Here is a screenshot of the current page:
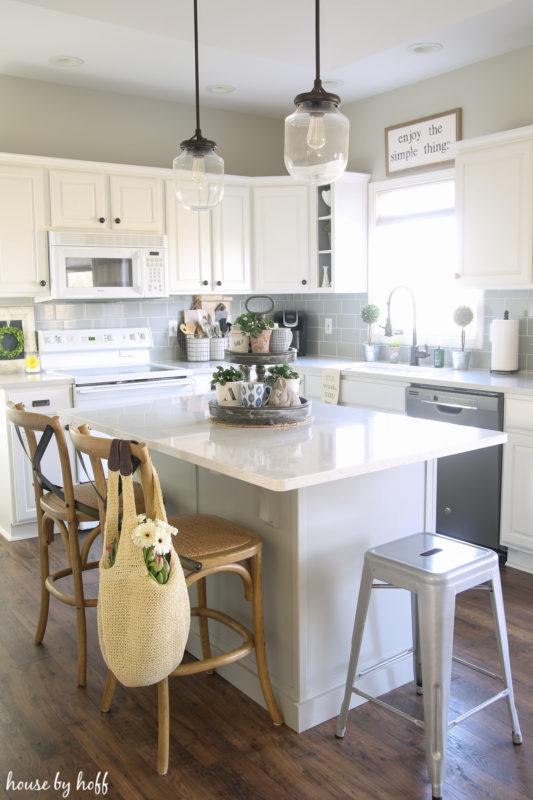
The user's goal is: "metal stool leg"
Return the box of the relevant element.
[335,562,374,738]
[411,593,423,694]
[417,584,456,800]
[488,569,522,745]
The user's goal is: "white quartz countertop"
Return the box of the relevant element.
[59,394,506,492]
[295,357,533,396]
[0,369,73,390]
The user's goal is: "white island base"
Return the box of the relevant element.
[152,451,431,733]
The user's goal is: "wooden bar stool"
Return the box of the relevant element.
[335,532,522,799]
[69,423,283,774]
[6,401,145,688]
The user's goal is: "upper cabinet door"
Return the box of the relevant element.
[165,179,211,293]
[109,174,164,232]
[0,166,49,297]
[212,182,251,293]
[253,183,310,293]
[455,137,533,286]
[50,169,164,232]
[50,169,108,230]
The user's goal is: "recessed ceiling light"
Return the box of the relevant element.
[206,85,235,94]
[49,55,84,68]
[323,79,344,89]
[407,42,443,55]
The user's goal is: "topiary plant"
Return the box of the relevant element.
[453,305,474,351]
[361,304,380,345]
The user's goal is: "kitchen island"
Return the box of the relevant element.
[61,394,506,732]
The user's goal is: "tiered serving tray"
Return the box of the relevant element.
[208,346,312,427]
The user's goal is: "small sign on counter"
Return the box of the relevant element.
[321,368,341,404]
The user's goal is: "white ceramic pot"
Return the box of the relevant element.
[269,327,293,353]
[215,381,242,406]
[229,330,249,353]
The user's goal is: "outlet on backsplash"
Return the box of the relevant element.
[325,318,333,335]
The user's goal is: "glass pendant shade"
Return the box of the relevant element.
[284,99,349,185]
[173,142,224,211]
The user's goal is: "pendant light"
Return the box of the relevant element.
[173,0,224,210]
[284,0,349,185]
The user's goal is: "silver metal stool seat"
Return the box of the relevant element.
[335,532,522,799]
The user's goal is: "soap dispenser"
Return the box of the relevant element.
[434,346,444,368]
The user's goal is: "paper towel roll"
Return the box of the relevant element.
[491,319,519,373]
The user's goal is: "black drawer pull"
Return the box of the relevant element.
[32,399,50,407]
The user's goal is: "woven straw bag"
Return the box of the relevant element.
[97,440,190,687]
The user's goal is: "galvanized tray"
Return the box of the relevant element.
[208,396,312,427]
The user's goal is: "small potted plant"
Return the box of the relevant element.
[452,305,474,370]
[234,312,274,353]
[387,338,402,364]
[265,364,300,395]
[361,304,381,362]
[211,365,243,406]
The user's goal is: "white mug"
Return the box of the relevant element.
[229,330,249,353]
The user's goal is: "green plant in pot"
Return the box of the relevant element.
[452,305,474,370]
[361,304,381,362]
[265,364,300,394]
[234,312,274,353]
[211,366,244,407]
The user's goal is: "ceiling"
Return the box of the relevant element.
[2,0,533,118]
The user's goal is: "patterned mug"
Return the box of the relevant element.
[269,327,293,353]
[241,382,271,408]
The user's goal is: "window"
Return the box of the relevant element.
[368,169,482,349]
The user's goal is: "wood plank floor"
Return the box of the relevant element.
[1,532,532,800]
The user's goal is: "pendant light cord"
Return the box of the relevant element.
[315,0,320,84]
[193,0,201,138]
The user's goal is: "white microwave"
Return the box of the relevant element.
[48,231,169,300]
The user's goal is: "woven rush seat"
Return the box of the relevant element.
[41,480,144,519]
[170,514,260,561]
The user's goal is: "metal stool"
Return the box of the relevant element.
[335,532,522,799]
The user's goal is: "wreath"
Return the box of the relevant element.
[0,325,24,359]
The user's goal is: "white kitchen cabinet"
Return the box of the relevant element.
[166,178,251,294]
[50,169,164,233]
[500,395,533,571]
[312,172,370,292]
[0,166,49,297]
[253,180,311,293]
[0,383,73,540]
[455,126,533,287]
[299,369,406,413]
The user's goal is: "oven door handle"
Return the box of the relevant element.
[76,379,194,394]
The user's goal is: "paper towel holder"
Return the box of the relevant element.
[490,310,520,374]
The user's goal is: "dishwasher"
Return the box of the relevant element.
[406,384,504,554]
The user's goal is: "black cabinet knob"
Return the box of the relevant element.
[39,280,46,287]
[301,279,307,285]
[216,280,222,286]
[114,217,121,224]
[203,280,209,286]
[99,217,105,223]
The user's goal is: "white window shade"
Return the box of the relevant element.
[368,170,483,350]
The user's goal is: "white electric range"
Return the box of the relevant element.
[37,327,194,408]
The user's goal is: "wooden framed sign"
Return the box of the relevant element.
[385,108,462,175]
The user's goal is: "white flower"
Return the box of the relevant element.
[152,526,172,555]
[131,520,158,549]
[137,513,147,524]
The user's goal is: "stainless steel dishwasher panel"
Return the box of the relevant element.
[406,385,504,551]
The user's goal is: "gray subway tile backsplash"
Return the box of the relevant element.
[33,288,533,371]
